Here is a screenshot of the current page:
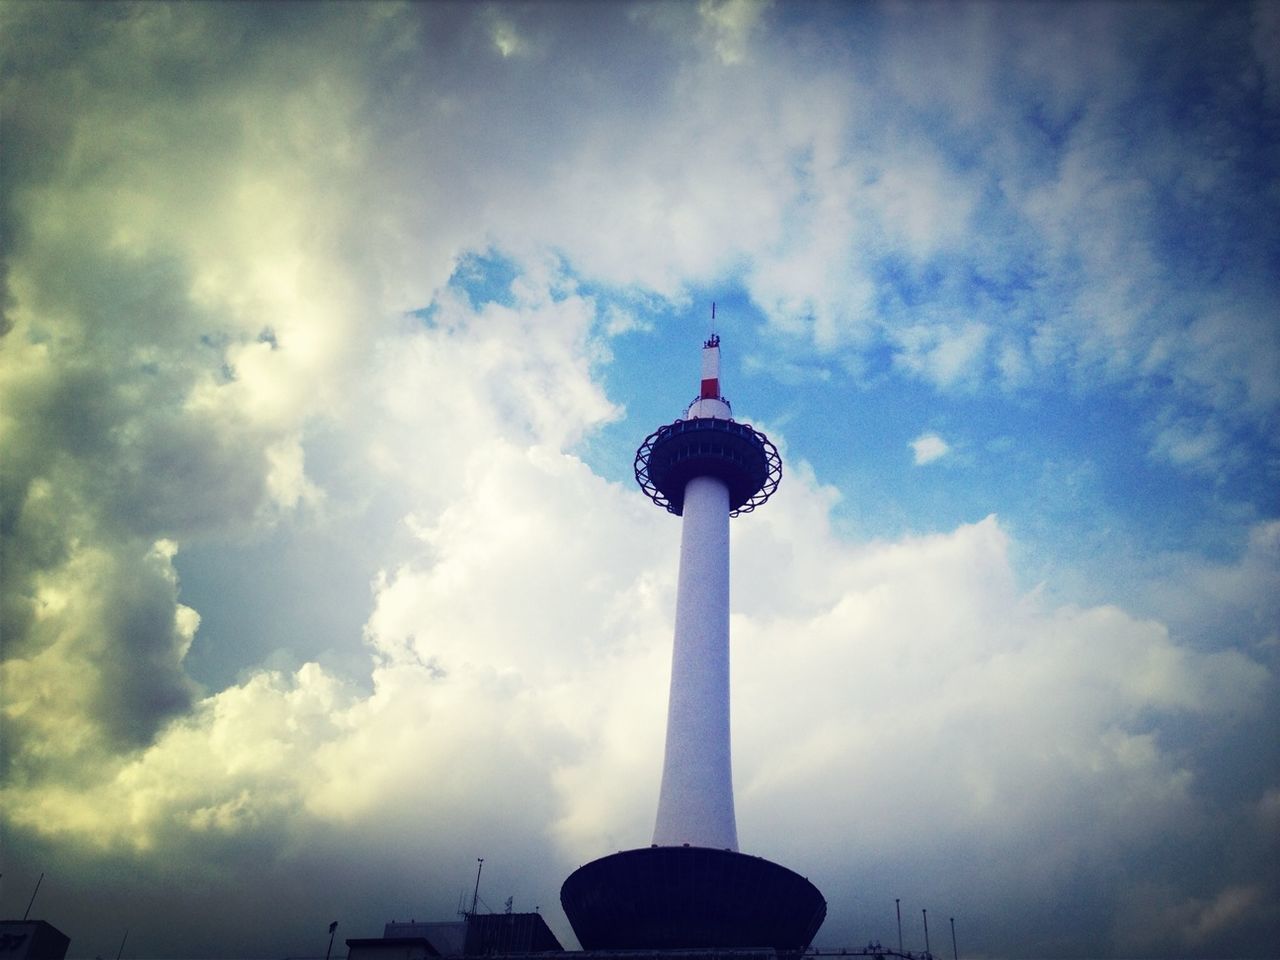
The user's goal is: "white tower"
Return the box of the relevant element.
[634,333,781,848]
[562,330,822,953]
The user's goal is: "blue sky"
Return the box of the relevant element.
[1,2,1277,958]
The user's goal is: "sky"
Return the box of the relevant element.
[1,1,1278,957]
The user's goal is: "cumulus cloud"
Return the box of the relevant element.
[1,535,200,783]
[1114,883,1274,956]
[698,0,770,66]
[0,2,416,795]
[910,432,951,465]
[1,3,1276,958]
[4,463,1270,954]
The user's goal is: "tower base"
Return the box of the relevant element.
[560,846,826,951]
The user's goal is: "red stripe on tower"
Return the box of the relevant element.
[700,336,721,401]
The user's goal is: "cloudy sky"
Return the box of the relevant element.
[2,2,1278,957]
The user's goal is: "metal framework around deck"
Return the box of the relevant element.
[634,418,781,517]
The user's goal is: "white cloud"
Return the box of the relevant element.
[4,472,1268,952]
[895,322,992,388]
[1114,883,1272,954]
[698,0,770,66]
[911,432,951,465]
[485,9,531,59]
[1151,414,1229,475]
[867,154,979,259]
[1133,519,1280,653]
[2,5,1276,957]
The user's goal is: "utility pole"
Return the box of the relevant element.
[471,859,484,917]
[23,873,43,921]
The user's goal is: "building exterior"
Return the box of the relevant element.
[0,921,70,960]
[348,914,561,960]
[346,936,440,960]
[560,334,825,951]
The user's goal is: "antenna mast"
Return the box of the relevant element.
[23,872,43,921]
[470,858,484,917]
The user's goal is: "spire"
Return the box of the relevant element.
[700,334,721,399]
[689,332,730,420]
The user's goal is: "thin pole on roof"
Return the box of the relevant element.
[23,872,44,921]
[471,858,485,917]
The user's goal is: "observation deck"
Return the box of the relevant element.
[635,417,781,517]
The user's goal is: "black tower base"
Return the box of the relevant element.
[560,846,826,951]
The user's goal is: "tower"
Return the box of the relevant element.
[561,331,825,951]
[642,332,777,851]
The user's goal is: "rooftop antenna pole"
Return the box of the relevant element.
[22,872,43,921]
[471,858,484,918]
[923,908,931,958]
[895,899,903,954]
[116,929,129,960]
[325,921,338,960]
[950,917,958,960]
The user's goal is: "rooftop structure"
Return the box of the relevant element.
[0,920,71,960]
[348,914,562,960]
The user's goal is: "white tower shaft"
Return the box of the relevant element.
[653,474,737,849]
